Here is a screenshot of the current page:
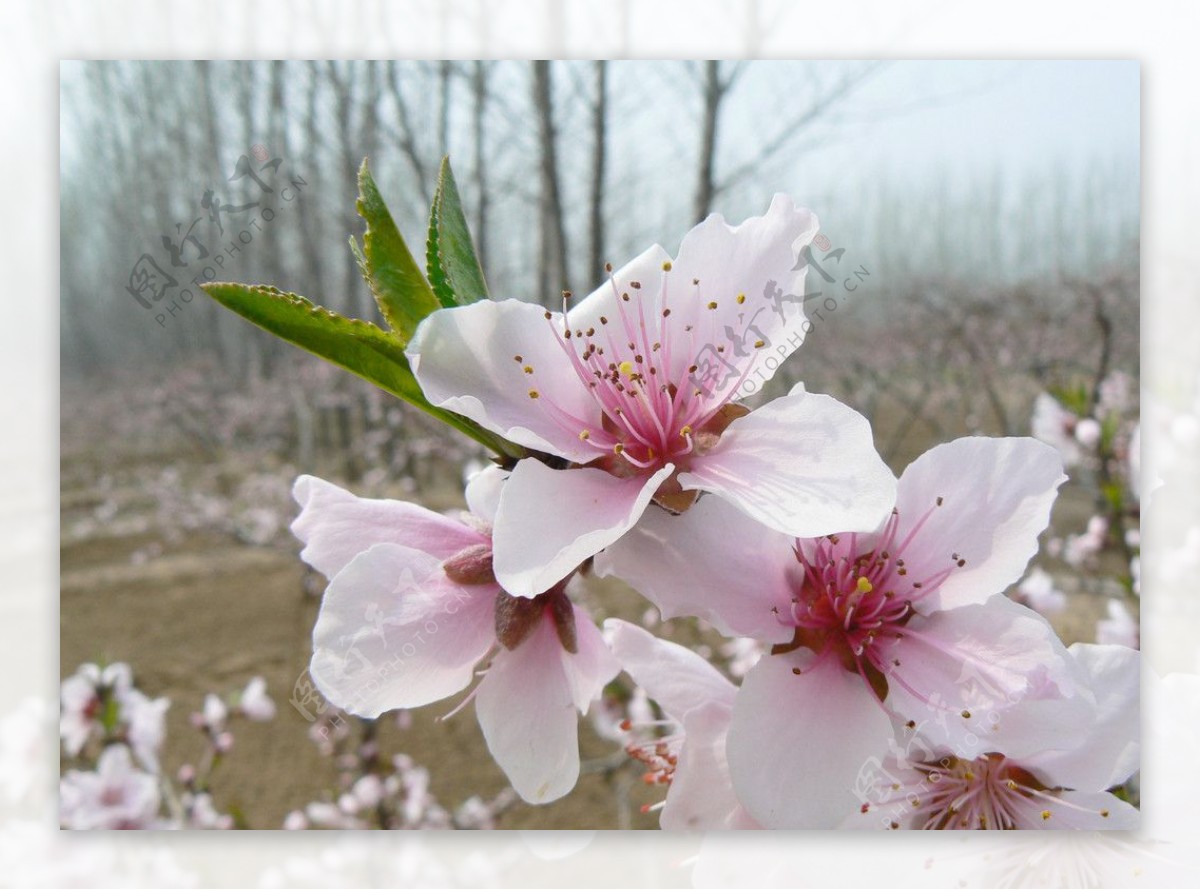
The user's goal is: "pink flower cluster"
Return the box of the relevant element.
[293,198,1140,829]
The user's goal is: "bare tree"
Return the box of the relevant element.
[472,60,491,273]
[693,61,883,221]
[693,60,732,222]
[384,61,432,205]
[588,60,609,283]
[532,60,571,304]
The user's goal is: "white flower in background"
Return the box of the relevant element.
[1097,598,1139,649]
[408,196,896,597]
[1031,392,1081,467]
[120,688,169,772]
[200,692,228,731]
[59,662,130,756]
[59,662,167,771]
[237,676,276,721]
[587,684,654,744]
[60,745,166,830]
[1073,416,1102,449]
[719,637,764,679]
[1014,566,1067,616]
[1097,370,1135,416]
[1063,514,1108,568]
[182,791,233,829]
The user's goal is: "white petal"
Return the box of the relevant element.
[492,459,674,597]
[1026,642,1140,791]
[727,651,894,828]
[597,498,795,642]
[560,604,621,713]
[604,619,736,720]
[892,437,1066,611]
[474,613,582,804]
[678,387,896,537]
[661,701,740,831]
[407,299,604,461]
[464,465,509,524]
[291,475,485,579]
[884,596,1091,761]
[310,544,496,716]
[668,194,819,399]
[1009,789,1140,830]
[566,243,673,334]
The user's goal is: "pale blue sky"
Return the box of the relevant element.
[761,60,1140,198]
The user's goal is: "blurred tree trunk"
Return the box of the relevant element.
[533,60,570,304]
[588,60,608,284]
[693,60,726,223]
[296,62,325,300]
[472,60,490,273]
[324,62,367,320]
[438,60,452,158]
[385,62,432,206]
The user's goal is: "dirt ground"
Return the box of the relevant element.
[59,386,1123,831]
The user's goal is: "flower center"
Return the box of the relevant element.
[861,753,1100,830]
[519,266,762,484]
[774,502,959,698]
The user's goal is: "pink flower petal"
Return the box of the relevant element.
[292,475,485,579]
[884,596,1090,760]
[596,498,796,642]
[1025,642,1140,791]
[492,459,674,597]
[560,603,621,712]
[563,243,674,335]
[1009,789,1140,830]
[463,465,508,524]
[475,606,616,804]
[727,651,894,828]
[407,299,605,461]
[661,701,741,831]
[891,437,1066,612]
[668,194,819,398]
[310,544,496,716]
[678,386,895,537]
[604,619,736,719]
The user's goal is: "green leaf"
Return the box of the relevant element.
[200,282,523,459]
[352,159,441,342]
[1049,382,1090,418]
[427,156,491,308]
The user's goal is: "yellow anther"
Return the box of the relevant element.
[579,430,591,441]
[1041,810,1051,821]
[679,425,692,437]
[662,260,672,271]
[528,389,540,399]
[754,339,765,348]
[618,360,634,377]
[736,292,746,304]
[706,301,718,310]
[856,577,873,594]
[523,365,533,374]
[613,443,625,454]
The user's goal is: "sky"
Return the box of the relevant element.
[747,59,1140,199]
